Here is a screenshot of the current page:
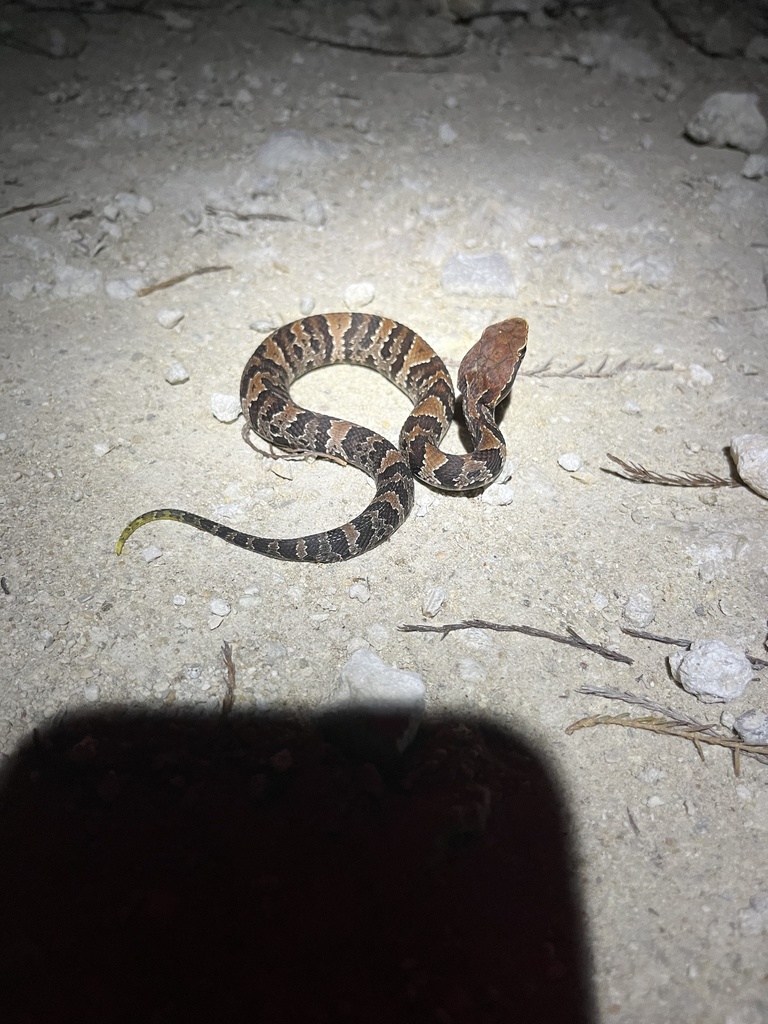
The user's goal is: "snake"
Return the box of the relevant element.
[116,312,528,563]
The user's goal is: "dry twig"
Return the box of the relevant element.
[136,264,232,297]
[603,452,739,488]
[205,204,294,223]
[621,626,768,670]
[523,357,672,379]
[222,641,236,716]
[399,618,632,665]
[0,195,69,219]
[572,686,768,772]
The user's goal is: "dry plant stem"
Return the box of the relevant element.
[0,195,69,219]
[565,713,768,772]
[523,358,672,378]
[205,205,294,222]
[604,452,739,488]
[621,626,768,670]
[578,685,719,729]
[222,641,236,716]
[399,618,633,665]
[136,264,232,297]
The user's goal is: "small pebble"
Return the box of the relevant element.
[684,92,767,152]
[741,153,768,179]
[348,579,371,603]
[106,278,141,300]
[622,590,655,628]
[344,281,376,308]
[738,896,768,937]
[209,598,230,617]
[250,317,281,334]
[558,452,581,472]
[734,709,768,744]
[157,308,184,329]
[622,401,641,415]
[211,392,241,423]
[142,545,163,563]
[668,639,753,703]
[481,482,514,506]
[421,586,447,618]
[688,364,714,387]
[165,361,189,385]
[438,122,457,145]
[730,433,768,499]
[93,441,111,457]
[303,198,327,227]
[299,295,315,315]
[84,682,100,703]
[172,594,187,606]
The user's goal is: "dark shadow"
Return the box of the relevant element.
[0,708,593,1023]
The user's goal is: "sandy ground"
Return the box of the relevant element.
[1,1,767,1021]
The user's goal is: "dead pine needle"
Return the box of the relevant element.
[522,357,672,379]
[0,195,69,220]
[603,452,740,489]
[565,712,768,773]
[222,641,236,716]
[620,626,768,671]
[136,264,232,298]
[399,617,632,665]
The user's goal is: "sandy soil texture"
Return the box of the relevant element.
[1,1,767,1021]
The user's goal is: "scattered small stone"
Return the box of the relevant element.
[299,294,315,315]
[53,264,102,299]
[668,639,753,703]
[325,649,426,759]
[303,198,327,227]
[93,441,111,457]
[441,251,516,297]
[105,277,141,300]
[164,361,189,385]
[208,616,223,630]
[344,281,375,309]
[157,308,184,329]
[592,592,609,611]
[250,317,282,334]
[741,153,768,179]
[688,364,714,387]
[211,392,241,423]
[481,481,514,506]
[348,579,371,603]
[622,401,641,415]
[730,434,768,499]
[438,122,457,145]
[209,598,230,617]
[685,92,767,153]
[444,94,458,109]
[558,452,582,472]
[421,586,447,618]
[113,191,154,216]
[734,709,768,744]
[622,590,655,628]
[257,129,337,172]
[738,896,768,937]
[83,682,100,703]
[142,545,163,563]
[172,594,187,606]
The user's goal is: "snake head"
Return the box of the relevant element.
[457,317,528,407]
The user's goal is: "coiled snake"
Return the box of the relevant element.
[116,312,528,562]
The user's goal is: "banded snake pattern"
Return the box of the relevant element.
[116,312,528,562]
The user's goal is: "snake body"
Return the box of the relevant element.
[116,312,528,562]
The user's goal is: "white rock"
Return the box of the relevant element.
[421,586,447,618]
[165,361,189,385]
[622,590,655,628]
[209,598,230,617]
[333,649,425,711]
[348,579,371,603]
[105,277,141,300]
[157,308,184,329]
[731,433,768,499]
[211,392,241,423]
[343,280,375,309]
[668,639,753,703]
[558,452,581,472]
[441,251,517,297]
[685,92,767,153]
[438,122,457,144]
[734,709,768,744]
[688,363,714,387]
[142,545,163,563]
[53,264,102,299]
[257,129,337,172]
[741,153,768,179]
[481,481,514,506]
